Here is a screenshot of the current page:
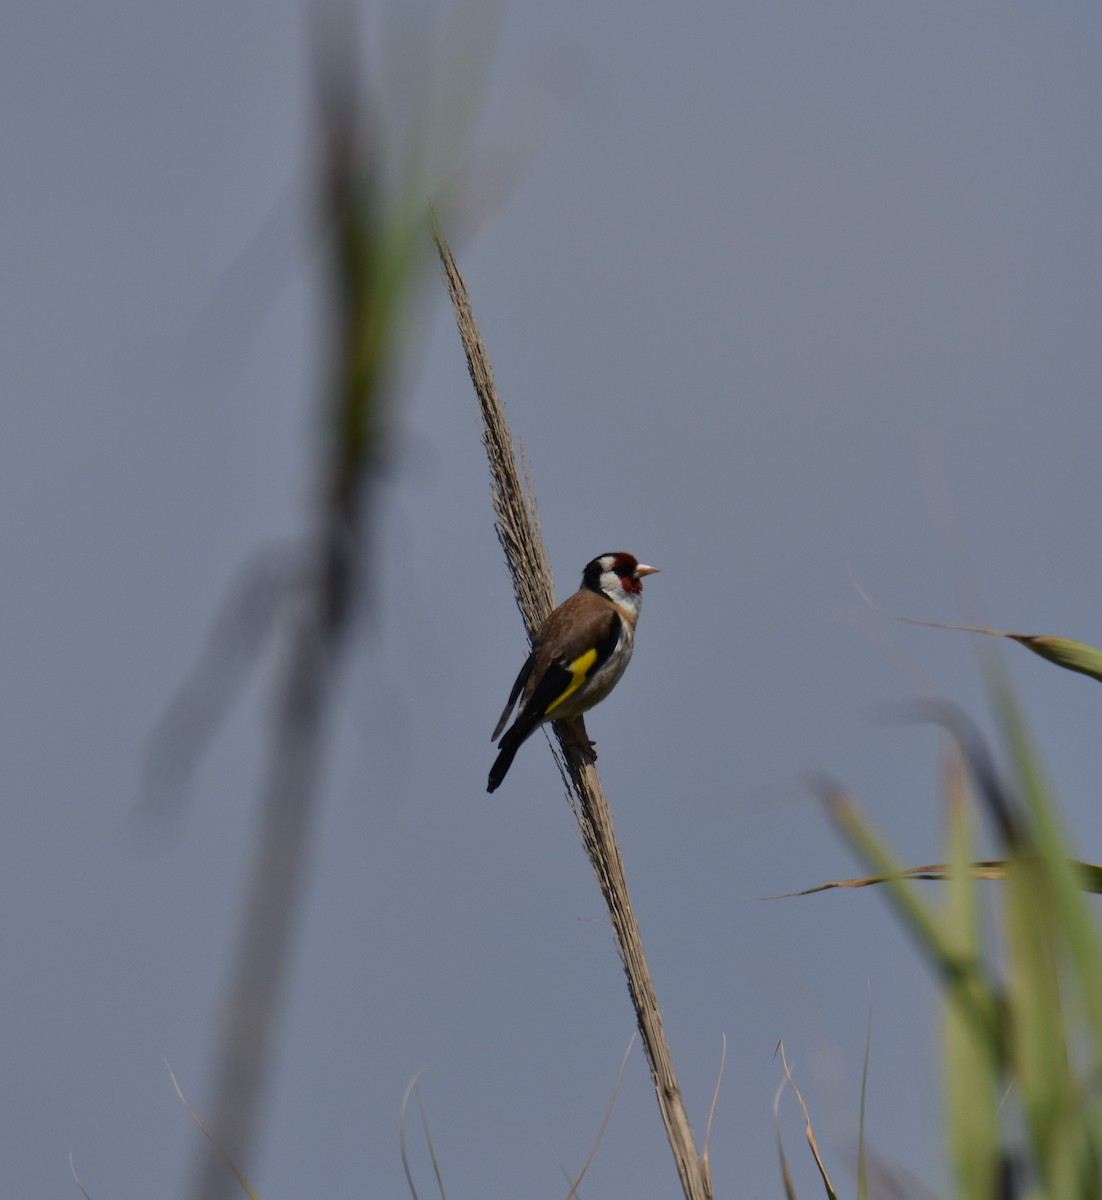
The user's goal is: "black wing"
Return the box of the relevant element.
[491,649,536,741]
[520,611,622,723]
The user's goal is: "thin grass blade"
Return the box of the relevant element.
[940,748,1001,1200]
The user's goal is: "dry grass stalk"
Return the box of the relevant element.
[431,217,554,638]
[431,213,713,1200]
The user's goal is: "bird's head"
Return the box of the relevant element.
[583,552,660,609]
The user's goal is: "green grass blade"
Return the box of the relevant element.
[856,1002,871,1200]
[983,646,1102,1063]
[978,646,1102,1194]
[940,749,1001,1200]
[814,780,1005,1073]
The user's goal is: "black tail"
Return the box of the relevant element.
[487,740,520,793]
[487,719,537,793]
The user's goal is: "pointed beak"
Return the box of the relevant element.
[634,564,660,578]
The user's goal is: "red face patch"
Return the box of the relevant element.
[610,552,641,592]
[618,573,643,594]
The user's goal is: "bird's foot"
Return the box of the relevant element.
[562,719,598,764]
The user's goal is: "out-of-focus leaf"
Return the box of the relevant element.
[1003,853,1079,1194]
[856,1004,871,1200]
[811,780,1004,1070]
[941,748,1001,1200]
[981,650,1102,1195]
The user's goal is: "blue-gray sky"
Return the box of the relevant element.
[4,2,1102,1197]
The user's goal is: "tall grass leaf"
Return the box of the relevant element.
[1003,853,1089,1196]
[974,650,1102,1195]
[813,780,1004,1071]
[565,1035,636,1200]
[980,644,1102,1082]
[940,748,1000,1200]
[856,1002,870,1200]
[68,1155,94,1200]
[165,1061,262,1200]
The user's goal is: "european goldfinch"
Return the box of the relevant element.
[487,552,659,793]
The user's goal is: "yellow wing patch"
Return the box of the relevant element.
[544,647,598,715]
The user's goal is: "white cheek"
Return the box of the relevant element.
[601,572,644,618]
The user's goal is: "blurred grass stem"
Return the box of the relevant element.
[190,13,392,1197]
